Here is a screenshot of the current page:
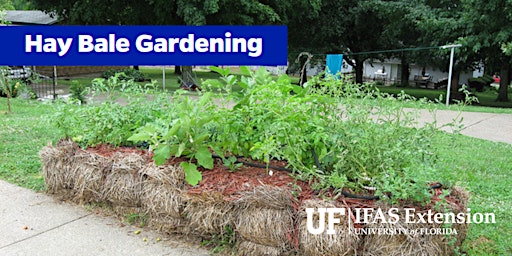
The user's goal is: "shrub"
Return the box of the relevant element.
[54,76,166,148]
[70,80,86,104]
[101,68,147,82]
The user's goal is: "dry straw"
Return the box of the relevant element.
[183,191,236,237]
[299,199,359,256]
[40,140,79,193]
[102,152,145,206]
[234,186,295,249]
[71,151,111,203]
[140,164,187,233]
[362,187,470,256]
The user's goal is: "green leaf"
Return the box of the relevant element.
[127,132,149,142]
[181,162,202,186]
[163,124,180,140]
[177,143,186,157]
[203,79,224,89]
[239,66,251,76]
[153,144,171,165]
[195,146,213,169]
[209,66,230,76]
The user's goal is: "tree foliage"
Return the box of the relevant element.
[0,0,14,10]
[460,0,511,101]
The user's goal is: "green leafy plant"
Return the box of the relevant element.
[0,66,13,113]
[125,213,148,227]
[70,80,87,104]
[223,156,243,172]
[201,225,236,254]
[55,65,460,203]
[54,76,168,148]
[101,68,147,82]
[128,91,218,186]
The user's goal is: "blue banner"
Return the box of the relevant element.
[326,54,343,78]
[0,25,287,66]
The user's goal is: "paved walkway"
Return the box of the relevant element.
[0,180,209,256]
[0,109,510,256]
[415,109,512,144]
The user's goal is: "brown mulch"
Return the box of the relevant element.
[84,144,458,212]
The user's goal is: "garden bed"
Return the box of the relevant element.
[40,140,469,255]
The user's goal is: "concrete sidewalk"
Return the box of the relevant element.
[415,109,512,144]
[0,180,209,256]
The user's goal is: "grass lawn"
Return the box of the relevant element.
[0,97,510,254]
[378,85,512,113]
[0,99,62,190]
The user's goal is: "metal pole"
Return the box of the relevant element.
[441,44,462,107]
[445,48,455,107]
[52,66,57,100]
[162,66,165,91]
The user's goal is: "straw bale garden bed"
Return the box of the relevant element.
[42,67,470,255]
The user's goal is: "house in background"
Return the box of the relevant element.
[4,10,59,25]
[256,56,482,88]
[362,59,483,86]
[3,11,126,77]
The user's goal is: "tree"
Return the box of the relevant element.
[32,0,306,85]
[287,0,392,84]
[0,0,14,10]
[460,0,511,102]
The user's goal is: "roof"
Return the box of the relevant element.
[4,10,58,25]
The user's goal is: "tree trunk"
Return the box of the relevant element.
[354,58,364,84]
[400,58,410,87]
[297,55,308,86]
[450,68,461,93]
[180,66,194,87]
[6,96,10,113]
[174,65,182,75]
[497,61,510,102]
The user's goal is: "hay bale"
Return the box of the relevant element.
[234,186,294,210]
[446,186,470,249]
[361,210,446,256]
[183,192,236,237]
[234,186,295,249]
[299,199,358,256]
[72,151,111,203]
[235,207,294,249]
[362,188,471,256]
[140,163,186,188]
[140,164,186,218]
[40,141,79,193]
[141,182,183,218]
[236,240,284,256]
[102,153,145,206]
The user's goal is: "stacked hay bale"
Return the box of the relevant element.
[182,191,236,237]
[103,152,145,216]
[40,142,471,255]
[361,187,470,255]
[40,140,78,195]
[233,186,295,256]
[71,150,112,203]
[140,164,188,233]
[298,199,359,256]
